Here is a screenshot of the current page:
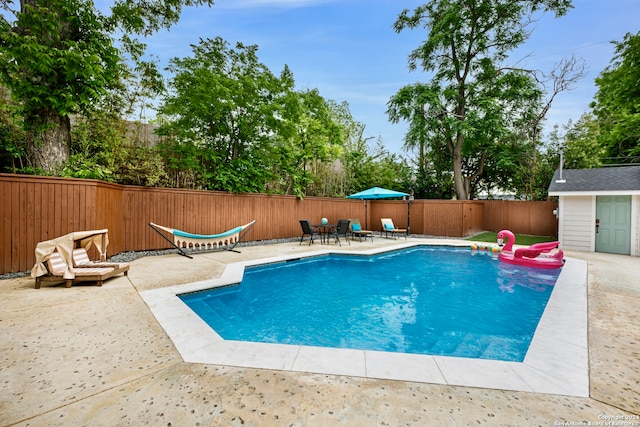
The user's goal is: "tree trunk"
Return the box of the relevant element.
[452,133,467,200]
[26,108,71,173]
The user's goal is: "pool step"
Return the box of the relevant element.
[429,331,463,354]
[201,299,238,334]
[481,336,526,360]
[453,333,492,358]
[430,331,528,360]
[431,332,495,358]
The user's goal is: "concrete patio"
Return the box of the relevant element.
[1,237,638,426]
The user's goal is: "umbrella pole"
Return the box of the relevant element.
[363,199,367,230]
[407,197,413,236]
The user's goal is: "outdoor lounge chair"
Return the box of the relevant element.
[299,220,321,245]
[347,218,374,242]
[327,219,351,246]
[148,220,256,258]
[35,250,128,288]
[31,229,127,289]
[380,218,407,239]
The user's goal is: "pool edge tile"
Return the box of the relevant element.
[522,257,589,396]
[221,341,300,371]
[433,356,535,392]
[364,351,446,384]
[293,346,367,377]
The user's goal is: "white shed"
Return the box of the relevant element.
[547,166,640,256]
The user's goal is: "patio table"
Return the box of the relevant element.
[313,224,336,244]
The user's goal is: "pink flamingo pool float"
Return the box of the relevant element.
[496,229,564,269]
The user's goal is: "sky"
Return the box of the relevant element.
[139,0,639,154]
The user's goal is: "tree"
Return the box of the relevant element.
[286,89,344,197]
[388,0,573,200]
[157,37,287,193]
[0,0,118,172]
[0,0,214,173]
[553,115,605,169]
[591,31,640,164]
[517,55,587,198]
[339,133,412,195]
[62,110,168,186]
[326,100,366,196]
[0,84,27,173]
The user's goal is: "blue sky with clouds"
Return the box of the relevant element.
[141,0,639,154]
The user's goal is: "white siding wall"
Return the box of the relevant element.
[633,195,640,256]
[558,196,594,252]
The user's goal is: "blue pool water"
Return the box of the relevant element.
[179,246,561,362]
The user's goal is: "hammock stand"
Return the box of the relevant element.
[148,220,256,259]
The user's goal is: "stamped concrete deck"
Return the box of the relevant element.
[1,238,639,426]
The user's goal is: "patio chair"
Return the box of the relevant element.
[299,220,321,245]
[380,218,407,239]
[327,219,351,246]
[347,218,374,242]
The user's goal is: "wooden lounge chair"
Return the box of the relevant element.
[148,220,256,258]
[380,218,407,239]
[31,229,128,289]
[348,218,374,242]
[35,251,129,289]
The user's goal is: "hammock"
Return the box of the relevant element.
[148,220,256,258]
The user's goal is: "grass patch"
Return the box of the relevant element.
[466,231,556,246]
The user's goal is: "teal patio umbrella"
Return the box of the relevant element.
[347,187,410,231]
[347,187,409,200]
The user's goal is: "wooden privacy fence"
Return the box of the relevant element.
[0,174,558,274]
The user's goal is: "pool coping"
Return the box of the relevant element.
[140,241,589,397]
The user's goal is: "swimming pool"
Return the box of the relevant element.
[179,247,560,362]
[140,240,589,396]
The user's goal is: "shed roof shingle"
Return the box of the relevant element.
[547,166,640,193]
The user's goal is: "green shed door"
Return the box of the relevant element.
[595,196,631,255]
